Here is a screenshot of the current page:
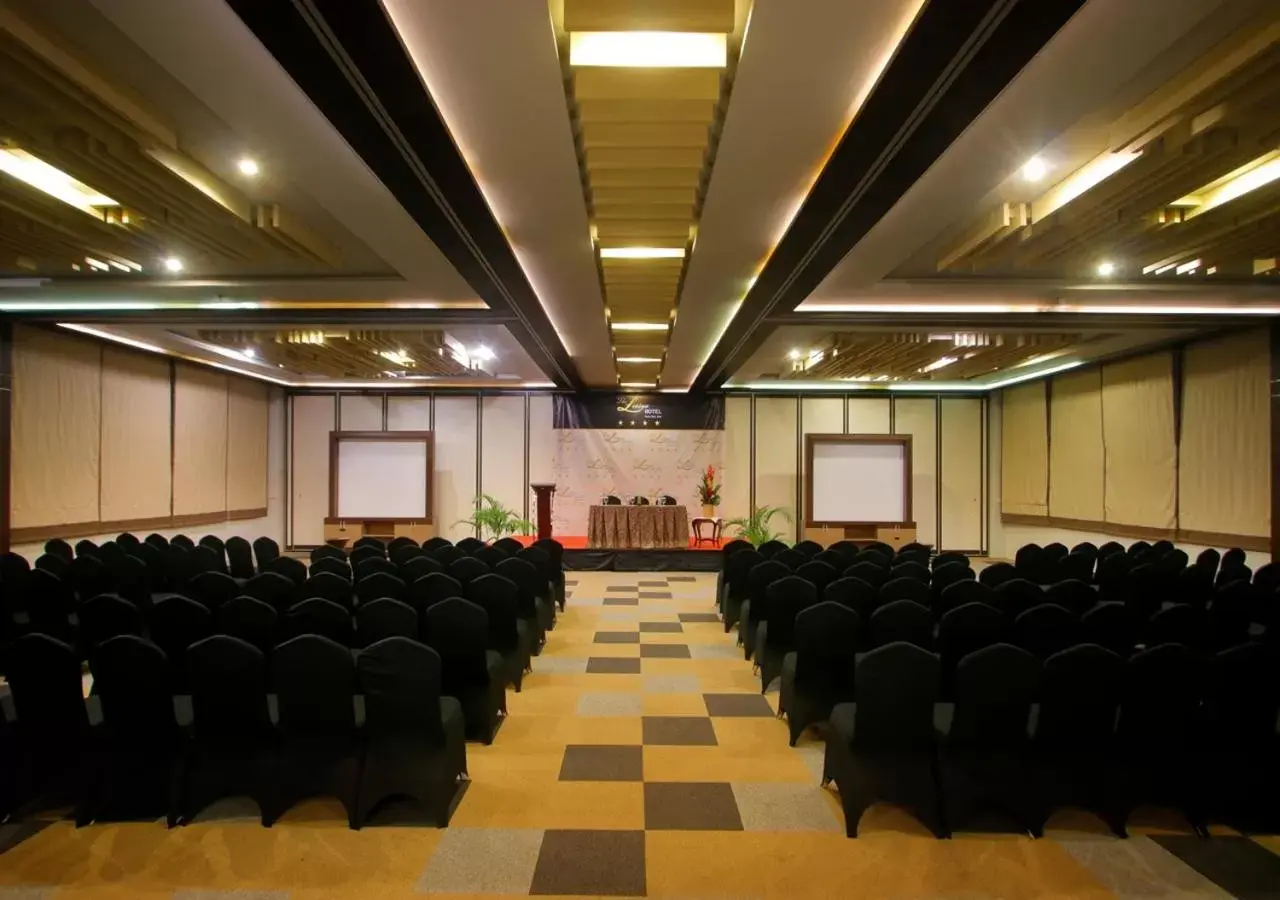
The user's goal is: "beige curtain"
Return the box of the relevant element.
[173,364,229,515]
[1049,368,1104,521]
[1178,329,1269,537]
[1102,352,1176,529]
[11,327,102,528]
[1000,381,1048,515]
[227,379,270,511]
[100,348,172,522]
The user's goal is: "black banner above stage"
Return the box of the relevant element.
[553,393,724,430]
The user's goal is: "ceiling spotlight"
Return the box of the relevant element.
[243,347,256,359]
[163,257,184,273]
[472,345,495,361]
[1096,261,1116,277]
[237,157,260,177]
[1021,155,1048,182]
[787,349,801,360]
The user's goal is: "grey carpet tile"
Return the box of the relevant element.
[639,591,673,599]
[586,656,642,674]
[678,612,722,623]
[602,597,640,606]
[593,631,641,644]
[558,745,644,782]
[638,580,669,587]
[666,575,699,582]
[1057,835,1234,900]
[529,829,646,897]
[644,782,744,831]
[640,643,692,658]
[641,716,718,746]
[704,693,775,717]
[1150,835,1280,900]
[416,826,544,894]
[639,621,684,633]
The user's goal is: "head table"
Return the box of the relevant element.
[587,504,690,549]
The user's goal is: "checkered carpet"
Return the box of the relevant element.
[2,570,1279,898]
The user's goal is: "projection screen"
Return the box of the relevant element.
[334,435,430,519]
[808,436,911,524]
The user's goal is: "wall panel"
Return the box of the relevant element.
[722,397,751,524]
[290,394,335,546]
[753,397,798,541]
[227,378,270,511]
[940,397,982,551]
[100,347,170,522]
[1000,381,1048,515]
[434,396,479,541]
[847,397,891,434]
[893,398,937,546]
[528,395,555,487]
[800,397,844,466]
[1102,353,1176,529]
[11,327,101,529]
[339,394,383,431]
[480,396,527,521]
[1048,368,1104,521]
[387,395,431,431]
[172,365,228,516]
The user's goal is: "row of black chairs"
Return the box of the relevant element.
[2,631,468,828]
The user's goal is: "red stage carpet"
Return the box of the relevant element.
[515,535,725,551]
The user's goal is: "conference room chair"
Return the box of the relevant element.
[990,578,1041,621]
[302,572,354,610]
[390,544,423,567]
[167,534,195,553]
[930,561,974,606]
[1059,551,1095,583]
[756,575,818,692]
[242,571,296,616]
[794,559,838,594]
[1069,540,1098,559]
[931,551,969,572]
[356,598,419,647]
[35,552,70,580]
[286,598,354,646]
[1042,542,1069,564]
[199,535,227,568]
[740,560,790,659]
[1171,565,1212,609]
[812,548,847,572]
[513,546,556,618]
[935,644,1041,835]
[1044,579,1095,617]
[793,539,823,558]
[266,556,307,587]
[721,548,762,630]
[1078,602,1137,657]
[772,548,807,571]
[1013,543,1044,582]
[1200,642,1280,832]
[270,635,361,828]
[193,544,225,577]
[757,539,788,560]
[977,561,1017,589]
[422,536,453,554]
[455,537,485,555]
[5,634,92,814]
[531,538,567,611]
[310,557,354,581]
[44,538,74,562]
[354,638,467,828]
[310,544,346,563]
[352,536,386,554]
[1151,539,1176,558]
[845,561,888,590]
[79,594,144,652]
[448,556,490,587]
[189,571,240,613]
[823,641,946,838]
[1126,540,1152,560]
[869,599,933,650]
[349,545,384,568]
[177,635,274,826]
[1142,603,1208,651]
[823,576,880,633]
[409,572,466,620]
[1254,561,1280,595]
[492,537,524,555]
[25,568,77,643]
[1012,604,1077,660]
[355,556,397,581]
[216,596,279,655]
[1097,552,1133,603]
[399,555,443,584]
[69,555,113,602]
[1208,580,1255,650]
[1111,644,1207,834]
[387,535,419,554]
[225,536,256,581]
[935,579,994,618]
[466,573,532,691]
[496,556,553,647]
[473,545,509,570]
[826,540,862,560]
[423,598,507,744]
[81,635,181,826]
[355,572,407,607]
[936,602,1007,699]
[865,541,896,561]
[779,601,858,745]
[75,540,102,560]
[144,533,170,550]
[147,596,212,690]
[889,560,930,585]
[1026,644,1127,837]
[601,495,622,506]
[1194,547,1221,577]
[130,543,166,594]
[1158,547,1190,578]
[880,576,931,609]
[111,554,152,612]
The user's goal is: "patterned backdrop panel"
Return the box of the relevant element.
[551,429,724,535]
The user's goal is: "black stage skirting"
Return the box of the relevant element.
[562,548,721,572]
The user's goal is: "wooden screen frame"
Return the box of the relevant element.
[804,433,913,528]
[328,431,434,522]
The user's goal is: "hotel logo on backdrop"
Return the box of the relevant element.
[553,393,725,430]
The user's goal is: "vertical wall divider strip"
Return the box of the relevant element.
[795,395,803,544]
[428,392,435,431]
[97,346,104,524]
[474,394,482,539]
[0,322,12,553]
[980,395,989,556]
[1271,323,1279,560]
[285,395,293,547]
[168,360,177,516]
[522,393,531,521]
[748,395,756,516]
[842,393,849,434]
[381,393,389,431]
[935,396,943,552]
[889,395,896,434]
[1171,347,1184,535]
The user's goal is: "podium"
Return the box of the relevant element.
[530,483,556,541]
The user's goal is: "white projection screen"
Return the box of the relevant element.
[808,436,911,524]
[333,434,432,519]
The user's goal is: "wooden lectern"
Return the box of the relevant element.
[530,483,556,541]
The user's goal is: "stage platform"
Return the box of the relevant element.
[516,535,725,571]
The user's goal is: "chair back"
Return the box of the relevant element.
[303,572,355,609]
[991,578,1041,620]
[190,571,240,612]
[69,555,113,600]
[455,537,485,554]
[725,549,763,597]
[1034,644,1124,749]
[81,594,144,648]
[423,598,492,692]
[1012,603,1076,659]
[746,560,791,624]
[793,540,822,558]
[147,595,212,672]
[936,579,993,617]
[772,548,807,570]
[938,602,1007,681]
[793,601,858,694]
[1203,642,1280,744]
[949,643,1039,747]
[44,537,74,561]
[400,555,442,583]
[1059,551,1095,583]
[757,539,788,559]
[448,556,490,586]
[242,571,296,614]
[495,557,543,620]
[869,599,933,649]
[6,634,89,731]
[793,559,838,593]
[226,536,256,579]
[852,548,891,569]
[355,572,408,606]
[826,540,861,560]
[355,556,397,580]
[422,536,453,553]
[187,635,271,737]
[310,544,346,563]
[852,642,940,749]
[473,546,509,570]
[890,560,930,584]
[216,596,278,653]
[466,573,521,652]
[1142,603,1208,650]
[845,561,888,589]
[977,561,1017,588]
[493,537,524,555]
[1044,579,1096,616]
[273,634,356,734]
[763,575,818,649]
[357,598,420,646]
[1194,547,1221,577]
[286,597,354,645]
[350,545,384,567]
[1078,601,1135,656]
[266,556,307,586]
[352,536,386,553]
[824,576,879,624]
[1117,643,1204,747]
[35,552,70,579]
[409,572,466,618]
[812,549,846,571]
[880,576,930,609]
[932,551,969,571]
[1209,580,1255,649]
[357,638,446,742]
[92,635,177,736]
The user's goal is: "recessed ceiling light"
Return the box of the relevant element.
[787,349,801,360]
[617,356,661,363]
[569,32,727,68]
[1096,261,1116,277]
[620,381,656,388]
[243,347,256,359]
[472,345,495,361]
[600,247,685,259]
[0,148,118,216]
[163,257,184,273]
[237,157,260,177]
[1021,156,1048,182]
[610,322,668,331]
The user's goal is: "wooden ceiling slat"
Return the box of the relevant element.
[577,98,717,124]
[564,0,735,34]
[585,147,707,169]
[581,122,711,148]
[589,168,702,188]
[573,67,722,102]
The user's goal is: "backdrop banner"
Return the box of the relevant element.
[553,393,724,430]
[551,428,724,536]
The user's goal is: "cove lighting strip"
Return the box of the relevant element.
[569,32,727,68]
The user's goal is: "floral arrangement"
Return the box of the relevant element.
[696,465,722,506]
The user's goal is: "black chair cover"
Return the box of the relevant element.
[189,571,240,613]
[1078,602,1135,657]
[355,557,398,581]
[880,576,931,608]
[740,560,790,660]
[1044,579,1096,617]
[225,536,256,580]
[794,560,838,594]
[355,572,408,607]
[357,598,420,647]
[935,579,994,618]
[779,601,857,745]
[310,557,353,580]
[423,598,506,743]
[266,556,307,587]
[869,599,933,650]
[286,598,354,646]
[1012,604,1076,659]
[757,575,818,692]
[409,572,466,620]
[448,557,490,586]
[242,571,296,615]
[466,573,532,691]
[303,572,355,610]
[147,595,213,690]
[216,596,279,654]
[937,602,1008,697]
[80,594,143,650]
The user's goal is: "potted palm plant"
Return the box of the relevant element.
[696,465,721,517]
[724,505,792,547]
[454,494,534,541]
